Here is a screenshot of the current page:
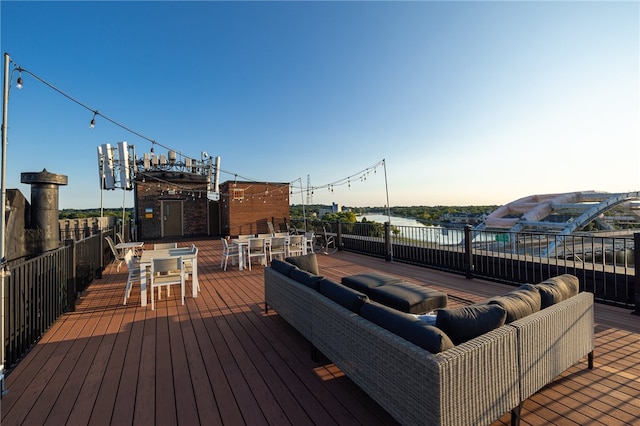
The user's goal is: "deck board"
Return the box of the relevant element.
[2,237,639,426]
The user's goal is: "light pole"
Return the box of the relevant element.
[1,52,12,395]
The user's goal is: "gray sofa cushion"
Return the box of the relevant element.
[360,302,454,353]
[270,259,297,276]
[342,273,404,294]
[435,304,507,345]
[536,274,579,308]
[285,253,319,275]
[369,282,448,314]
[318,278,369,313]
[289,268,322,290]
[487,284,541,323]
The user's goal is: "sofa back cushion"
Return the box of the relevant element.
[536,274,579,308]
[318,278,369,313]
[487,284,541,323]
[270,259,297,276]
[435,304,507,345]
[285,253,319,275]
[360,302,454,353]
[289,268,322,290]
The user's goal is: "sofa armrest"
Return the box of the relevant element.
[510,291,594,400]
[264,267,317,342]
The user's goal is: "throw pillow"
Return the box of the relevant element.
[360,302,454,353]
[318,278,369,313]
[435,304,507,345]
[536,275,579,308]
[285,253,319,276]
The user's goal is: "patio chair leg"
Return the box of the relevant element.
[265,302,269,314]
[511,403,522,426]
[588,351,594,369]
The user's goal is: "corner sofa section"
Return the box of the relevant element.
[264,265,521,426]
[264,256,594,426]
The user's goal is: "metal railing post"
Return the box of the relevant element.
[65,239,76,312]
[336,220,342,251]
[384,222,393,262]
[464,225,474,279]
[633,233,640,315]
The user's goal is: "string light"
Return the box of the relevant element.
[8,56,384,206]
[16,70,23,89]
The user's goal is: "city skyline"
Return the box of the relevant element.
[1,1,638,209]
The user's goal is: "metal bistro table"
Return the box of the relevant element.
[138,247,198,307]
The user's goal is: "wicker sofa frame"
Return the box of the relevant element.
[264,267,594,426]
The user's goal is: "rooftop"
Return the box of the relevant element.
[2,238,639,425]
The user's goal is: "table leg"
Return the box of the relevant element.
[192,258,198,297]
[238,246,245,270]
[140,263,148,307]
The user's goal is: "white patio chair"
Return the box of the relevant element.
[221,238,239,271]
[269,236,287,262]
[305,232,315,253]
[288,235,305,257]
[150,256,185,310]
[247,238,267,271]
[123,249,143,305]
[105,235,125,272]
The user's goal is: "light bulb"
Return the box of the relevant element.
[89,118,96,129]
[16,76,23,90]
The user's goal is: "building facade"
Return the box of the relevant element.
[219,181,290,237]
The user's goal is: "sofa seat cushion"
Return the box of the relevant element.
[285,253,319,275]
[342,273,404,294]
[487,284,542,323]
[369,282,447,314]
[435,304,507,345]
[360,301,454,353]
[536,274,579,308]
[318,278,369,313]
[289,268,323,290]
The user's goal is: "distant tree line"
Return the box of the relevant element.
[59,208,134,221]
[290,204,497,226]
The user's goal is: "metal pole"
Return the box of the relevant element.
[1,52,11,394]
[299,178,306,231]
[382,159,392,261]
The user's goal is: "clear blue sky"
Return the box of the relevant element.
[1,1,638,209]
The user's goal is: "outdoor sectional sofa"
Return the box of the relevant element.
[264,254,594,426]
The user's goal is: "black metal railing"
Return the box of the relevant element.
[297,219,638,310]
[2,228,116,372]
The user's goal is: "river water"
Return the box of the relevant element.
[356,214,468,243]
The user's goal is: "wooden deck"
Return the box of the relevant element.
[1,237,639,425]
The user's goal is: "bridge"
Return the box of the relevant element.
[475,191,640,256]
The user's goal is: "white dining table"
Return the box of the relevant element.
[115,241,145,256]
[138,247,198,307]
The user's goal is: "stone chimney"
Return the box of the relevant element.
[21,169,68,253]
